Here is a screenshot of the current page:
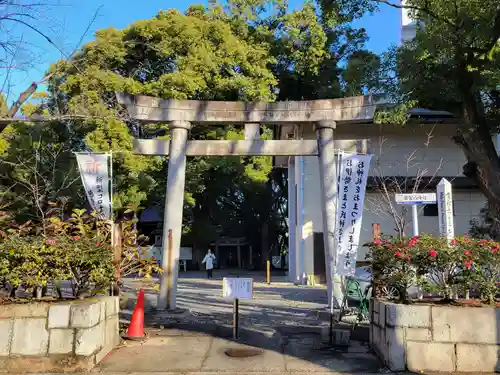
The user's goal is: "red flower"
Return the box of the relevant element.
[451,239,457,245]
[464,260,472,270]
[429,249,437,257]
[464,232,469,236]
[412,236,420,241]
[480,239,488,244]
[73,236,80,240]
[463,250,471,256]
[492,246,499,254]
[46,238,56,246]
[96,242,101,246]
[395,251,402,258]
[374,239,381,245]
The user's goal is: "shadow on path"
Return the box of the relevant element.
[97,277,383,374]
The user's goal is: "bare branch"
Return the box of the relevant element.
[366,127,460,237]
[372,0,457,28]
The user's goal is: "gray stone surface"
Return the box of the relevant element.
[100,273,381,374]
[456,343,500,372]
[100,336,212,372]
[203,337,286,372]
[378,302,385,328]
[48,329,74,354]
[372,300,500,373]
[104,296,119,317]
[116,93,377,124]
[100,302,106,322]
[406,341,455,372]
[405,327,431,341]
[431,305,499,344]
[384,301,430,328]
[0,319,12,355]
[134,139,321,157]
[384,327,405,371]
[11,318,49,355]
[48,304,70,328]
[71,302,101,328]
[104,315,120,348]
[75,322,104,356]
[0,303,49,318]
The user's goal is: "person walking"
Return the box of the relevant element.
[202,249,216,279]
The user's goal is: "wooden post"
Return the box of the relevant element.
[371,223,381,298]
[233,298,239,339]
[111,222,123,296]
[266,260,271,284]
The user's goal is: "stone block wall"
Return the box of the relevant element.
[370,298,500,373]
[0,296,120,372]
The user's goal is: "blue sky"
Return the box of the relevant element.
[1,0,400,102]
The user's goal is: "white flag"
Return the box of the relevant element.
[76,153,112,220]
[335,153,373,276]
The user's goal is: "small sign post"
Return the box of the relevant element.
[437,178,454,241]
[395,193,437,236]
[222,277,253,339]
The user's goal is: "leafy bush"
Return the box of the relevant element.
[119,218,162,282]
[0,209,161,300]
[369,236,418,304]
[367,234,500,305]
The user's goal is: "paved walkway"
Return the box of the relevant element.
[95,271,382,374]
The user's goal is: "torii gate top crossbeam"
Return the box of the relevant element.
[116,93,377,124]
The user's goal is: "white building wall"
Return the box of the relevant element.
[369,134,467,177]
[293,130,486,283]
[401,0,417,43]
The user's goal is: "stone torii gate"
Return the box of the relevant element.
[116,92,376,310]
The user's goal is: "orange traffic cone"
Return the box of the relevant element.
[125,289,145,340]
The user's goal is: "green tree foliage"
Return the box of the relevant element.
[1,0,375,263]
[0,121,84,223]
[325,0,500,237]
[390,0,500,237]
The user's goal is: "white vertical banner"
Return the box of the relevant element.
[75,153,113,220]
[335,153,373,276]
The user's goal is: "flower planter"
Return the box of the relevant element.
[369,298,500,373]
[0,296,120,373]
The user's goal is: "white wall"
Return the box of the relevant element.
[369,134,467,178]
[295,132,486,267]
[361,191,486,259]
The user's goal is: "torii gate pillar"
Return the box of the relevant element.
[158,120,191,310]
[316,120,343,309]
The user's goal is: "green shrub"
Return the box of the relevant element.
[0,209,161,300]
[366,234,500,305]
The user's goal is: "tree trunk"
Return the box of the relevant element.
[454,70,500,238]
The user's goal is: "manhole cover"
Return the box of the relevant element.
[224,348,263,358]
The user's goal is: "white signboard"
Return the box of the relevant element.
[335,153,373,276]
[395,193,437,205]
[437,178,454,241]
[180,247,193,260]
[222,277,253,300]
[75,153,112,220]
[147,246,192,262]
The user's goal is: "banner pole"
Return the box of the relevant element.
[109,152,114,247]
[109,152,114,217]
[329,149,343,345]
